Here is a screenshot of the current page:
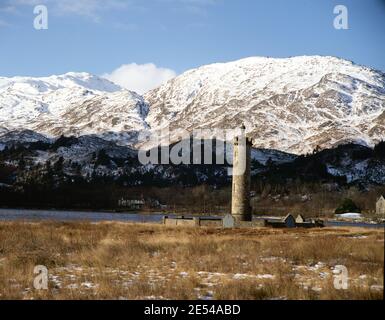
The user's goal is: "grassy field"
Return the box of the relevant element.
[0,221,383,300]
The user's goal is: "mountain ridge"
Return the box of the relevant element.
[145,56,385,154]
[0,56,384,155]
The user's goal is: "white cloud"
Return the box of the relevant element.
[102,63,177,94]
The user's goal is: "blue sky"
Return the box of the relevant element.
[0,0,384,92]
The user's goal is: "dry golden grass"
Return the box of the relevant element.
[0,222,383,300]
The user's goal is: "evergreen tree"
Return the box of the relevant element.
[54,156,64,172]
[374,141,385,158]
[335,198,361,214]
[18,155,26,170]
[96,149,110,166]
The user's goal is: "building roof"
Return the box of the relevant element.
[284,214,295,221]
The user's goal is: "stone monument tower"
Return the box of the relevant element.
[231,125,252,222]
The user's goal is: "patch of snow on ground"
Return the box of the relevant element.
[336,213,362,219]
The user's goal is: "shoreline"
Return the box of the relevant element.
[0,208,384,229]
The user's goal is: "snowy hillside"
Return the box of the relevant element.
[0,72,149,146]
[0,56,384,155]
[145,56,385,154]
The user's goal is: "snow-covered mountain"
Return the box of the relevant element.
[145,56,385,154]
[0,72,149,146]
[0,56,384,155]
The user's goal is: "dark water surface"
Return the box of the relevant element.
[0,208,166,223]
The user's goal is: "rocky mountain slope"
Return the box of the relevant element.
[0,55,384,169]
[0,135,383,190]
[0,56,384,155]
[0,72,149,146]
[145,56,385,154]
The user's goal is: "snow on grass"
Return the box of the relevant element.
[336,213,363,219]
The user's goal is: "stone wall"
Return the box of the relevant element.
[163,217,222,228]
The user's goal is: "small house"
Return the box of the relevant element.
[295,214,305,223]
[296,216,325,228]
[376,196,385,215]
[118,198,145,210]
[284,214,296,228]
[264,214,296,229]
